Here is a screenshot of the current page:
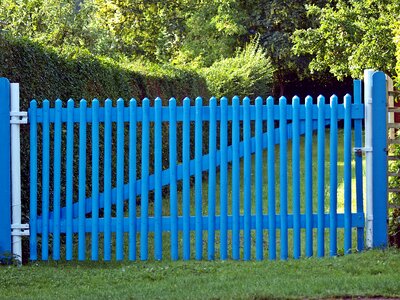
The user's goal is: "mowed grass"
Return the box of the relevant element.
[1,249,400,299]
[8,129,389,300]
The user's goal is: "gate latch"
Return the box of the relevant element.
[353,147,372,156]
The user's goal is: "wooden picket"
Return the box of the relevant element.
[28,91,366,261]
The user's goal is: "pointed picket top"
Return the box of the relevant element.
[255,96,263,105]
[92,98,99,109]
[183,97,191,106]
[317,95,325,106]
[169,97,177,106]
[344,93,352,108]
[243,96,250,105]
[142,97,150,108]
[330,94,338,106]
[55,99,62,109]
[80,98,87,108]
[279,96,287,105]
[129,98,137,107]
[292,96,300,107]
[195,96,203,105]
[267,96,274,105]
[305,95,313,106]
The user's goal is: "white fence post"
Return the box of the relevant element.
[10,83,28,262]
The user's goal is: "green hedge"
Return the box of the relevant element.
[0,33,210,108]
[0,33,210,231]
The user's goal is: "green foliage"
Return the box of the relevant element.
[91,0,187,61]
[394,21,400,88]
[203,38,274,98]
[0,0,98,50]
[0,33,210,227]
[0,33,209,106]
[172,0,247,67]
[243,0,327,94]
[292,0,399,80]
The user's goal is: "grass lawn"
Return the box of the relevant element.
[8,129,389,300]
[1,249,400,299]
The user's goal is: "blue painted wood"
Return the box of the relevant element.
[29,100,38,260]
[78,100,87,261]
[344,94,352,254]
[33,103,365,123]
[305,96,313,258]
[267,96,276,260]
[169,98,178,261]
[42,100,50,260]
[37,213,365,234]
[220,97,228,260]
[243,97,251,261]
[208,97,217,260]
[232,96,240,260]
[371,72,388,248]
[330,95,338,256]
[66,99,74,260]
[54,117,322,219]
[53,99,62,260]
[116,99,124,260]
[141,98,150,260]
[0,78,10,259]
[255,97,263,261]
[182,97,191,260]
[317,95,325,258]
[353,80,364,251]
[279,97,288,260]
[28,91,370,262]
[154,97,162,261]
[292,96,301,259]
[104,99,112,261]
[195,97,203,260]
[91,99,100,261]
[129,99,137,261]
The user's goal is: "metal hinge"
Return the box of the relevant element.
[11,224,30,236]
[353,147,372,156]
[10,111,28,124]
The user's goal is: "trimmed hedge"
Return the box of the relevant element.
[0,33,210,230]
[0,33,210,108]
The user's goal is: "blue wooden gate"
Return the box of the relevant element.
[0,71,390,262]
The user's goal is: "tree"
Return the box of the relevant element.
[172,0,247,67]
[241,0,328,95]
[0,0,97,50]
[91,0,187,61]
[292,0,399,80]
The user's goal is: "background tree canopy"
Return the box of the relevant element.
[0,0,399,97]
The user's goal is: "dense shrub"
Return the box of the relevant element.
[0,33,210,229]
[0,33,210,108]
[203,39,275,99]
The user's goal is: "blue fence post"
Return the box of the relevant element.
[0,78,11,257]
[364,70,388,248]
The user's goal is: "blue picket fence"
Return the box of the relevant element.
[27,81,368,262]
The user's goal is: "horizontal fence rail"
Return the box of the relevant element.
[29,93,365,261]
